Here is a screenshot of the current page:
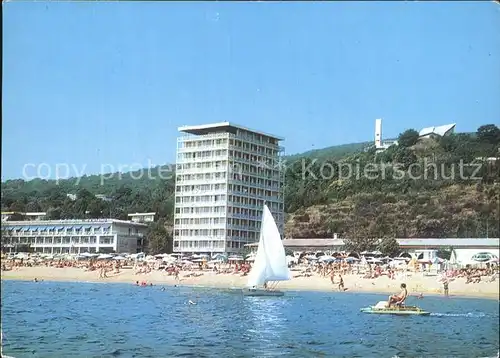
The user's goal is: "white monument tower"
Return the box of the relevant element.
[375,118,382,149]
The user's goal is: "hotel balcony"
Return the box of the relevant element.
[175,178,227,185]
[175,189,227,197]
[174,223,226,230]
[175,167,228,175]
[174,200,227,207]
[177,132,230,142]
[174,212,227,219]
[176,155,229,164]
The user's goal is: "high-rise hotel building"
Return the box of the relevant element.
[173,122,285,254]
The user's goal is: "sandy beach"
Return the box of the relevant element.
[2,266,498,300]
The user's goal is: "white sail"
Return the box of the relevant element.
[246,204,290,288]
[246,227,267,287]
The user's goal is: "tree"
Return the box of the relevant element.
[343,237,378,253]
[377,237,400,257]
[437,246,453,260]
[7,212,25,221]
[145,220,172,255]
[398,129,420,148]
[394,147,417,170]
[477,124,500,145]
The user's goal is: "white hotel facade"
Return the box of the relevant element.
[1,219,148,254]
[174,122,285,254]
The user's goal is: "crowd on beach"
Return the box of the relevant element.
[2,251,498,297]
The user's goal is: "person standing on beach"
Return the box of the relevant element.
[443,279,449,297]
[338,275,344,291]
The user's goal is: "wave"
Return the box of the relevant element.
[430,312,489,318]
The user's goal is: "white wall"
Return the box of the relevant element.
[450,248,500,265]
[375,119,382,147]
[413,249,438,261]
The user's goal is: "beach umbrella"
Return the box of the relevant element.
[97,254,113,259]
[208,259,224,264]
[80,253,97,258]
[113,256,127,260]
[319,255,335,263]
[212,253,227,260]
[228,256,244,261]
[129,252,145,260]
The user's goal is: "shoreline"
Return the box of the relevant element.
[2,267,498,300]
[2,277,498,301]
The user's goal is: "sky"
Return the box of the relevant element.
[2,1,500,180]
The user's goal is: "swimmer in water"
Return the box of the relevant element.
[34,278,38,282]
[188,300,196,305]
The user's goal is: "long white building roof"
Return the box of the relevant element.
[247,238,499,249]
[178,122,284,141]
[3,219,148,229]
[419,123,456,137]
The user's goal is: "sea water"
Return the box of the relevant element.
[1,280,498,357]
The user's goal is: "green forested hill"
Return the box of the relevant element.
[285,141,372,162]
[2,125,499,246]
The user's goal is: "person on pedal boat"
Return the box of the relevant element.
[387,283,407,308]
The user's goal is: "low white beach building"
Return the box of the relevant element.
[1,219,148,254]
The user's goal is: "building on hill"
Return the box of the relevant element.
[95,194,112,202]
[418,123,456,139]
[374,120,456,152]
[374,118,398,152]
[174,121,285,254]
[128,212,156,223]
[24,212,47,221]
[1,219,148,254]
[1,212,47,222]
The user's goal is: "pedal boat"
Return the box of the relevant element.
[360,301,430,316]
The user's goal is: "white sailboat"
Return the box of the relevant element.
[242,204,291,297]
